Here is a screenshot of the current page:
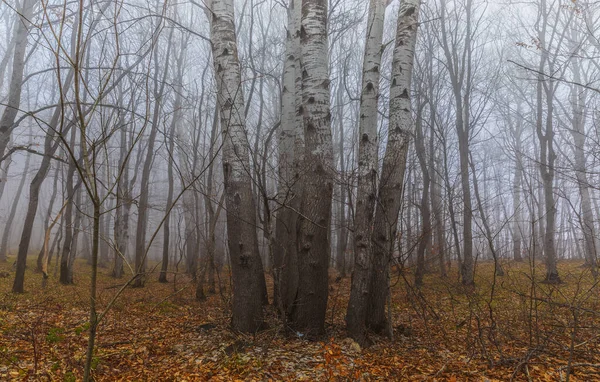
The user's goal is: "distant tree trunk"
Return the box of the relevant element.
[343,2,384,342]
[414,102,430,288]
[0,152,11,205]
[69,188,83,275]
[82,193,101,382]
[336,193,348,276]
[50,221,63,275]
[535,2,560,283]
[470,154,504,276]
[421,33,447,276]
[159,37,185,283]
[98,171,110,269]
[60,127,80,285]
[441,131,462,275]
[569,62,597,273]
[367,0,421,334]
[457,87,474,285]
[193,188,203,279]
[208,0,267,332]
[37,165,61,270]
[405,175,413,267]
[197,192,225,300]
[335,71,348,277]
[287,0,334,337]
[531,138,545,261]
[112,104,129,279]
[12,24,78,293]
[159,127,175,283]
[0,0,37,161]
[180,185,197,276]
[0,150,31,261]
[200,108,220,297]
[11,0,112,292]
[538,92,559,283]
[59,191,78,286]
[511,109,524,262]
[440,0,475,286]
[430,124,446,277]
[13,121,71,292]
[0,21,17,93]
[40,199,67,283]
[132,28,173,288]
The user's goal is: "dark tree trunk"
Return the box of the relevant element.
[0,150,31,261]
[366,0,421,334]
[287,0,334,337]
[208,0,267,332]
[414,104,430,288]
[36,165,60,271]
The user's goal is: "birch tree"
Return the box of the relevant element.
[367,0,421,334]
[286,0,334,336]
[274,0,301,311]
[207,0,267,333]
[346,0,386,344]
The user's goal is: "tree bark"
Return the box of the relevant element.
[287,0,334,337]
[274,0,302,315]
[208,0,267,333]
[367,0,421,334]
[345,0,385,345]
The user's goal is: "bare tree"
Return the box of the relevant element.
[207,0,267,333]
[367,0,421,334]
[345,0,385,346]
[132,21,174,288]
[0,0,37,161]
[0,149,31,261]
[286,0,334,337]
[274,0,301,312]
[438,0,477,286]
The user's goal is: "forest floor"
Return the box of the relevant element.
[1,257,600,381]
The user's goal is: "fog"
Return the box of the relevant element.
[1,0,599,288]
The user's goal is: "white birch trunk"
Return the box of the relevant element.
[289,0,334,336]
[368,0,421,334]
[274,0,301,312]
[208,0,266,332]
[345,0,386,344]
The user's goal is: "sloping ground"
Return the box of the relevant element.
[1,258,599,381]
